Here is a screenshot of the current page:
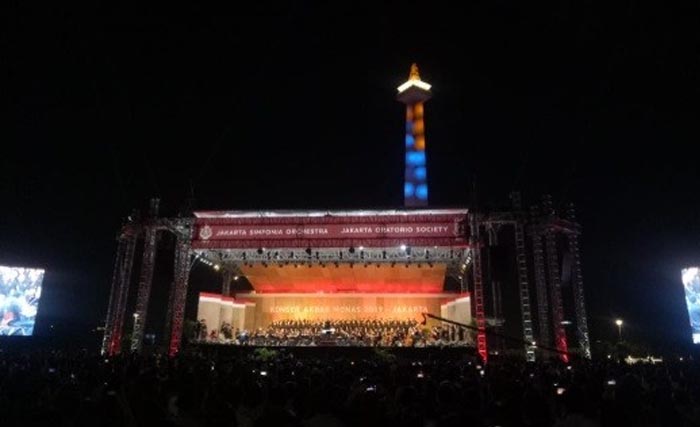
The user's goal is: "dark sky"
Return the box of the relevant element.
[4,4,700,353]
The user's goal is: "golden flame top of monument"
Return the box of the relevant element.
[398,63,431,93]
[409,63,421,80]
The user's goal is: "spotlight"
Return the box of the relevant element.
[214,264,221,271]
[359,246,364,251]
[234,276,239,281]
[400,244,407,251]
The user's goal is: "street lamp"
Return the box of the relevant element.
[615,319,623,341]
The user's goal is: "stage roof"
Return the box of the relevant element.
[240,263,448,293]
[194,208,468,219]
[192,208,470,250]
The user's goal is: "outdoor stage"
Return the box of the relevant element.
[192,209,473,345]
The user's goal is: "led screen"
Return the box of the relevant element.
[0,265,44,336]
[682,267,700,344]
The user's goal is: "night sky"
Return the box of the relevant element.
[4,4,700,353]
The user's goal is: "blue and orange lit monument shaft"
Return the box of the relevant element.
[398,63,432,207]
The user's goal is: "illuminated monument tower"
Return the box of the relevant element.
[398,63,432,207]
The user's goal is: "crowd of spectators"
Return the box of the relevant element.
[1,347,700,426]
[194,318,472,347]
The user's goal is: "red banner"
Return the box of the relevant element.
[196,222,459,241]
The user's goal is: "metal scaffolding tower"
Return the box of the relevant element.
[168,229,193,356]
[567,204,591,359]
[471,213,488,363]
[511,192,536,361]
[544,226,570,363]
[130,227,157,352]
[530,213,551,350]
[101,226,138,356]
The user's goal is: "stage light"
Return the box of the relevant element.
[213,264,220,271]
[234,276,239,281]
[359,246,364,251]
[400,244,407,251]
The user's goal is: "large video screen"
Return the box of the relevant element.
[0,265,44,336]
[682,267,700,344]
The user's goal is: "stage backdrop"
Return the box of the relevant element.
[234,292,469,327]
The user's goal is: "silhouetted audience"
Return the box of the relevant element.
[1,348,698,426]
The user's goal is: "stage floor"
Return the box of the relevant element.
[187,342,478,361]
